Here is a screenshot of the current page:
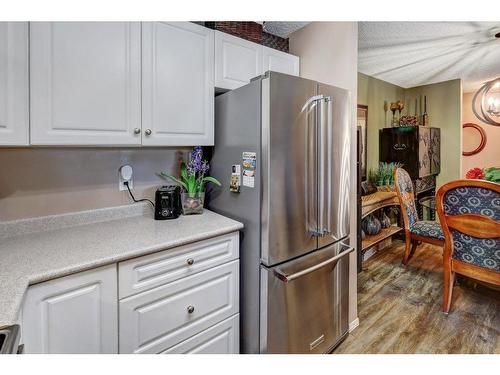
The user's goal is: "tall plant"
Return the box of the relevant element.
[159,147,221,197]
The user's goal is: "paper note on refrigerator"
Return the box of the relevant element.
[242,152,256,188]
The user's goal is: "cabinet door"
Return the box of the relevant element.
[22,265,118,354]
[161,314,239,354]
[215,31,262,90]
[30,22,141,145]
[262,46,299,76]
[142,22,214,146]
[0,22,29,145]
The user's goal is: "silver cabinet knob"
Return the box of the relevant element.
[144,129,152,136]
[186,258,194,266]
[187,305,195,314]
[133,128,141,135]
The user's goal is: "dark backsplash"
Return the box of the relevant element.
[198,21,289,52]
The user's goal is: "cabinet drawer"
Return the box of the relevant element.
[161,314,239,354]
[118,232,239,298]
[119,260,239,354]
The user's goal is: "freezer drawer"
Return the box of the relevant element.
[260,241,352,353]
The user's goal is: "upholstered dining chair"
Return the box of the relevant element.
[436,179,500,313]
[394,168,444,265]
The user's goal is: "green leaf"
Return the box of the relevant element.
[485,167,500,182]
[180,162,188,181]
[202,176,222,187]
[158,172,188,191]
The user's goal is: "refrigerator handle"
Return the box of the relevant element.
[319,96,333,236]
[273,243,354,283]
[303,95,323,237]
[318,98,325,236]
[326,97,333,236]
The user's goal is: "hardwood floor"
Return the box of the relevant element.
[335,241,500,354]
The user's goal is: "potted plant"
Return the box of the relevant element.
[159,147,221,215]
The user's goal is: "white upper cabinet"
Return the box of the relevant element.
[0,22,29,145]
[22,265,118,354]
[30,22,142,146]
[142,22,214,146]
[262,46,299,76]
[215,31,263,90]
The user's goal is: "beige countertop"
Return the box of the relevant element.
[0,203,243,327]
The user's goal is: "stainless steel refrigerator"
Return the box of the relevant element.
[208,72,352,354]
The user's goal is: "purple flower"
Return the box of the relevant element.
[187,146,210,176]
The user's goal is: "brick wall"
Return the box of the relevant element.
[202,21,289,52]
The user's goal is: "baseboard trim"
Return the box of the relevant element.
[348,317,360,332]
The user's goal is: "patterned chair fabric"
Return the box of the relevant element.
[443,186,500,271]
[411,221,445,241]
[395,168,419,227]
[395,168,443,241]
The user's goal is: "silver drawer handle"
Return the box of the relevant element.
[144,129,152,136]
[274,243,354,283]
[187,305,195,314]
[186,258,194,266]
[133,128,141,134]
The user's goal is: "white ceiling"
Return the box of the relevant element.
[358,22,500,92]
[262,22,309,38]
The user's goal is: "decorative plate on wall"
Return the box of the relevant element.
[462,123,487,156]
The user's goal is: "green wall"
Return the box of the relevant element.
[404,79,462,188]
[357,73,405,174]
[358,73,462,188]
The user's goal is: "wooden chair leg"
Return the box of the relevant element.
[402,237,414,265]
[443,260,455,313]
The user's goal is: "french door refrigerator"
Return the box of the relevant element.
[208,72,352,354]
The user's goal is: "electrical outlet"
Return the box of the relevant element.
[119,165,133,191]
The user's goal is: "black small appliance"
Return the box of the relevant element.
[154,185,181,220]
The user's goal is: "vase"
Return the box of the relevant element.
[380,210,391,229]
[181,192,205,215]
[362,214,381,235]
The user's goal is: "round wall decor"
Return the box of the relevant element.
[462,123,487,156]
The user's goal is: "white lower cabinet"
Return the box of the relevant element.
[160,314,239,354]
[22,264,118,354]
[119,260,239,354]
[20,232,240,354]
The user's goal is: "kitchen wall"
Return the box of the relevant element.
[0,148,188,221]
[462,91,500,176]
[357,73,405,173]
[289,21,359,330]
[405,79,462,188]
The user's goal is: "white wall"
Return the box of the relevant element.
[289,22,359,329]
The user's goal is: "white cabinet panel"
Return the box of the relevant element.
[142,22,214,146]
[119,260,239,354]
[161,314,239,354]
[118,232,239,299]
[22,264,118,354]
[215,31,262,90]
[262,46,299,76]
[30,22,141,145]
[0,22,29,145]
